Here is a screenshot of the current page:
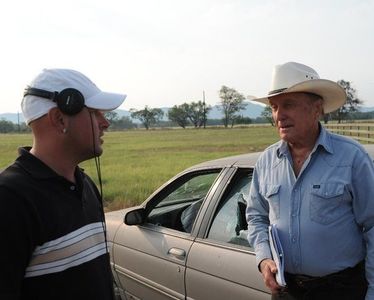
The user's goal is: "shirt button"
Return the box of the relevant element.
[70,186,76,191]
[292,237,297,243]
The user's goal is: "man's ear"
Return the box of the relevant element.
[313,99,324,120]
[47,108,67,132]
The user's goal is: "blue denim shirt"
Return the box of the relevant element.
[247,125,374,298]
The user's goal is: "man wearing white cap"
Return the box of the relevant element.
[246,62,374,299]
[0,69,126,299]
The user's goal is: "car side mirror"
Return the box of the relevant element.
[124,207,146,225]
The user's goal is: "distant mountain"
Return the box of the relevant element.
[2,102,373,124]
[208,101,265,119]
[115,109,132,118]
[0,113,24,124]
[358,106,374,113]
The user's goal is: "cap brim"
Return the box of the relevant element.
[251,79,346,114]
[85,91,126,111]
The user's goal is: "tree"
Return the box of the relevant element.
[168,104,190,128]
[261,106,274,126]
[235,115,252,125]
[218,86,246,128]
[130,106,164,130]
[328,80,363,123]
[186,101,211,128]
[168,101,212,129]
[110,116,136,130]
[0,119,15,133]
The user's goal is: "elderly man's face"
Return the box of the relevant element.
[269,92,322,145]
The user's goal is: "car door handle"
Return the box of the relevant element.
[168,248,186,260]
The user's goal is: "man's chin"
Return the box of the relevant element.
[280,133,293,143]
[94,149,103,157]
[87,148,103,159]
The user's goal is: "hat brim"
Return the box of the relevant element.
[252,79,346,114]
[85,91,127,111]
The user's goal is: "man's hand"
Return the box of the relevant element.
[259,258,282,294]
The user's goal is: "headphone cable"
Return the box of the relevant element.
[88,110,115,298]
[89,111,107,240]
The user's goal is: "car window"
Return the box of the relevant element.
[207,170,253,248]
[158,172,218,206]
[147,171,220,232]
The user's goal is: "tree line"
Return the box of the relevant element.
[114,80,367,130]
[0,119,30,133]
[0,80,370,133]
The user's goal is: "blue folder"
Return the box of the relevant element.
[269,224,286,286]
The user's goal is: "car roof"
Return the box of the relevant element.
[189,152,262,170]
[187,144,374,170]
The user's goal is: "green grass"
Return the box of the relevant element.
[0,126,278,210]
[0,134,33,167]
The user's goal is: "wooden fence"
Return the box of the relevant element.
[324,123,374,144]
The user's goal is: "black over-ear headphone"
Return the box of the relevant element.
[24,87,85,115]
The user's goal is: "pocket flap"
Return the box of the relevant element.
[311,183,344,199]
[264,184,281,197]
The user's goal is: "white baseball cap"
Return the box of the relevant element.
[22,68,127,125]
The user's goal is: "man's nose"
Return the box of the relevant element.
[98,113,110,129]
[274,107,286,121]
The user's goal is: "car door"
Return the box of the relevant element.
[185,168,271,300]
[112,168,225,300]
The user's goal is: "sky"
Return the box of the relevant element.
[1,0,373,115]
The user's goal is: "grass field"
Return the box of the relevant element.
[0,126,279,210]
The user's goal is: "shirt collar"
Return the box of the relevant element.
[16,147,84,182]
[276,122,334,158]
[314,124,334,155]
[15,147,59,179]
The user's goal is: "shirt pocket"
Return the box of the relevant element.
[261,184,281,220]
[310,182,349,225]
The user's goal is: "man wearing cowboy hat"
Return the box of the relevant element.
[246,62,374,299]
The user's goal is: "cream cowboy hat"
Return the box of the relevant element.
[252,62,346,113]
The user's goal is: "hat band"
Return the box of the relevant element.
[268,88,287,96]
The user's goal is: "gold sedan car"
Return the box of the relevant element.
[106,144,374,300]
